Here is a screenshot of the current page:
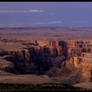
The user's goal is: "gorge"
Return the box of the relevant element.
[0,39,92,85]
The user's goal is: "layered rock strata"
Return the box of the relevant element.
[0,40,92,82]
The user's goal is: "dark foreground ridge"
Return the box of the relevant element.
[0,83,89,92]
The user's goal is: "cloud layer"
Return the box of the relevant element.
[0,9,44,13]
[33,21,63,25]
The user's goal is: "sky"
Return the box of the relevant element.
[0,2,92,27]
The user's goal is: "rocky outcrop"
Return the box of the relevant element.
[0,56,14,73]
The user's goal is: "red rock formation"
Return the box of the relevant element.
[1,40,92,82]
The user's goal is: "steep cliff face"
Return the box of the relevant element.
[44,40,92,82]
[60,51,92,82]
[1,40,92,82]
[1,40,68,74]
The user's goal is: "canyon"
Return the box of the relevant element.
[0,27,92,89]
[0,39,92,85]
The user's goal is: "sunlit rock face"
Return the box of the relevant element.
[60,41,92,82]
[1,40,92,82]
